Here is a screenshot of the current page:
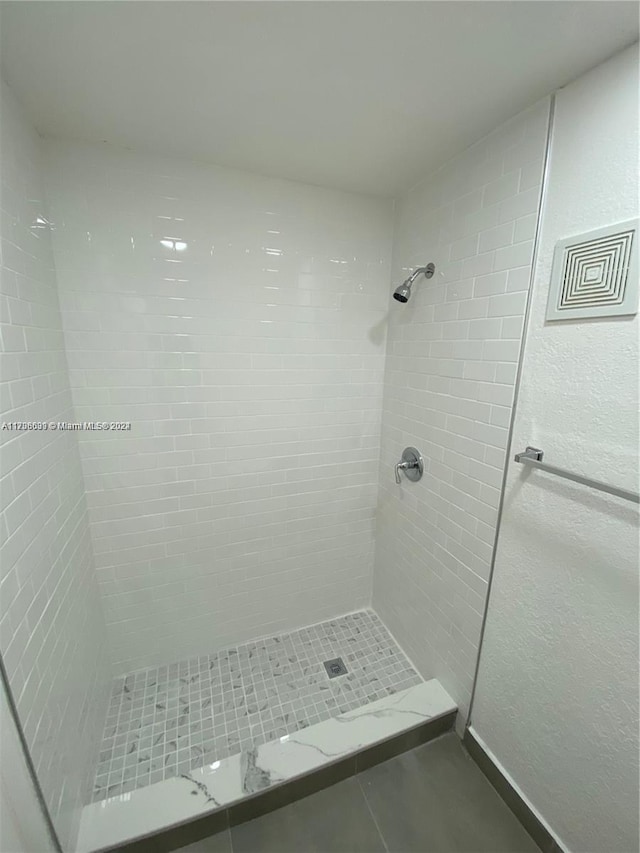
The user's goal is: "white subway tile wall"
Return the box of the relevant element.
[373,100,550,721]
[43,141,393,674]
[0,84,110,850]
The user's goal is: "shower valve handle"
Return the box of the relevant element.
[394,447,424,484]
[395,461,410,484]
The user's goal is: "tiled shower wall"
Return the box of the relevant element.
[44,141,393,674]
[0,84,110,850]
[373,99,550,720]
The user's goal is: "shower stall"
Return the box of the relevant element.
[1,5,638,853]
[0,83,551,850]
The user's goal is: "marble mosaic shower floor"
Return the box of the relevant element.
[92,610,421,802]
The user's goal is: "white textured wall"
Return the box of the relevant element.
[471,45,639,853]
[43,141,392,674]
[373,100,550,720]
[0,84,110,850]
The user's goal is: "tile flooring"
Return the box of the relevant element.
[93,610,421,802]
[113,734,542,853]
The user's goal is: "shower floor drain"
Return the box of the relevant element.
[323,657,348,678]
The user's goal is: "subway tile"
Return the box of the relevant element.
[494,240,534,272]
[487,291,528,318]
[449,232,479,261]
[495,362,518,385]
[467,318,503,340]
[44,133,393,674]
[519,159,545,192]
[445,278,474,303]
[498,186,541,224]
[513,213,537,243]
[478,222,514,253]
[474,271,508,298]
[482,170,521,208]
[0,84,110,852]
[506,265,532,292]
[482,339,522,362]
[501,316,525,340]
[458,297,490,320]
[453,189,483,218]
[461,250,495,279]
[374,98,549,726]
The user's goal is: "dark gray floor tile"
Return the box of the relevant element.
[230,777,387,853]
[358,733,541,853]
[355,711,455,772]
[228,756,356,825]
[171,829,233,853]
[463,730,554,852]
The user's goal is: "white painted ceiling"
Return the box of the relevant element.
[1,1,637,196]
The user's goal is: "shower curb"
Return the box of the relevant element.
[88,706,456,852]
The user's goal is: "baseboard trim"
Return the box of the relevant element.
[463,727,565,853]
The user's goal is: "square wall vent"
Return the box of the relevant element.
[546,219,638,321]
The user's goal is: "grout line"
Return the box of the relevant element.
[356,775,390,853]
[369,605,428,683]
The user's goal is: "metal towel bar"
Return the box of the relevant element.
[514,447,640,505]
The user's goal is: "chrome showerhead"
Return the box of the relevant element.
[393,281,412,303]
[393,262,435,303]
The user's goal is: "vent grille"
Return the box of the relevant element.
[547,220,638,321]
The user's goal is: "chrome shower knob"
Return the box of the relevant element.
[394,447,424,484]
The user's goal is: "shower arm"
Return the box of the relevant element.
[405,262,436,285]
[407,266,428,283]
